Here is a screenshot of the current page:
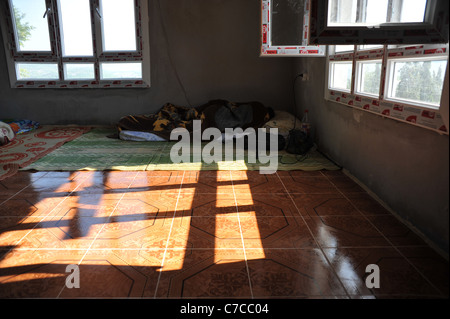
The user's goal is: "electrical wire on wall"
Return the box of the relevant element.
[292,73,304,131]
[155,0,192,107]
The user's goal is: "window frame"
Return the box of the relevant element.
[310,0,449,45]
[354,58,383,98]
[260,0,326,57]
[384,54,447,108]
[0,0,150,89]
[326,43,449,134]
[328,60,353,93]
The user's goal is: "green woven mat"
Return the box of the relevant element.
[23,127,340,171]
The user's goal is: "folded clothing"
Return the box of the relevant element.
[119,130,167,142]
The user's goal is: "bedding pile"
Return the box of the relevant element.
[115,99,274,141]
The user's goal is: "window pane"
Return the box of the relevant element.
[100,62,142,79]
[271,0,305,46]
[101,0,136,51]
[365,0,388,24]
[11,0,51,51]
[387,59,447,107]
[328,0,427,25]
[16,63,59,80]
[359,45,383,51]
[356,61,382,96]
[398,0,427,23]
[64,63,95,80]
[58,0,93,56]
[335,45,354,53]
[329,62,352,91]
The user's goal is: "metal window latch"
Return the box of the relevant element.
[43,7,51,18]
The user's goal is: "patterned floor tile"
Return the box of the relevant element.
[305,215,391,248]
[246,248,347,298]
[152,249,251,298]
[0,170,447,300]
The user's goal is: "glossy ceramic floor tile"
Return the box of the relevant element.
[246,248,347,298]
[305,214,392,248]
[0,169,448,299]
[322,247,443,298]
[153,248,252,298]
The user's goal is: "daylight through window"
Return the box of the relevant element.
[0,0,149,88]
[327,44,449,133]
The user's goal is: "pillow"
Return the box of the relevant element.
[262,110,302,138]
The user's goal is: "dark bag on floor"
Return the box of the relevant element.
[286,129,313,155]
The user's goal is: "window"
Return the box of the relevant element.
[327,43,449,133]
[328,0,428,26]
[310,0,449,45]
[355,59,382,97]
[0,0,150,88]
[385,56,447,106]
[329,61,353,92]
[260,0,326,57]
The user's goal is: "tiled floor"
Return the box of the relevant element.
[0,169,448,299]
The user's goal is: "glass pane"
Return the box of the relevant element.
[100,62,142,79]
[16,63,59,80]
[58,0,93,56]
[365,0,389,24]
[64,63,95,80]
[330,62,352,91]
[271,0,305,46]
[335,45,354,53]
[328,0,355,24]
[397,0,427,23]
[356,61,382,96]
[328,0,427,25]
[11,0,51,51]
[388,59,447,106]
[101,0,136,51]
[359,45,383,51]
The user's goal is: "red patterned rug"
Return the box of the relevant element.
[0,126,91,181]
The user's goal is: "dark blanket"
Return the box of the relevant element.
[117,99,273,140]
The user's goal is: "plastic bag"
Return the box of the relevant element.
[0,121,15,146]
[286,129,313,155]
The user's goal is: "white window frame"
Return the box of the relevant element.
[384,55,446,109]
[0,0,150,89]
[329,60,353,93]
[260,0,326,57]
[354,58,383,98]
[326,43,449,134]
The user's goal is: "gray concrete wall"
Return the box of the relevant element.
[0,0,294,125]
[294,57,449,255]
